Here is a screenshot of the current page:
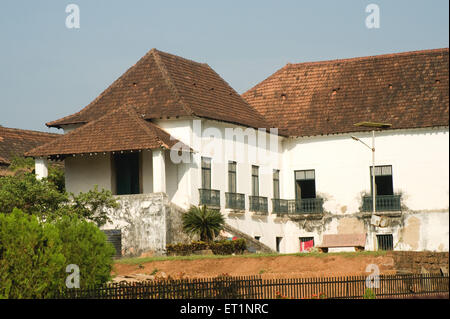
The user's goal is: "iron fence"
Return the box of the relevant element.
[198,189,220,208]
[249,196,268,214]
[362,195,402,212]
[58,273,449,299]
[273,198,324,215]
[225,192,245,210]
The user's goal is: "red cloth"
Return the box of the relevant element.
[300,240,314,252]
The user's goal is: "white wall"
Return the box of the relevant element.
[65,153,112,194]
[284,127,449,213]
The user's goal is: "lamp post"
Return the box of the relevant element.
[351,122,391,214]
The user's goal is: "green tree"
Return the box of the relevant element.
[0,172,118,227]
[182,205,225,242]
[0,209,66,298]
[53,215,115,287]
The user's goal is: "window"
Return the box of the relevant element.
[228,161,237,193]
[201,157,211,189]
[273,169,280,199]
[276,237,283,252]
[371,165,394,196]
[377,234,393,251]
[299,237,314,252]
[295,170,316,199]
[254,236,261,241]
[252,165,259,196]
[114,153,140,195]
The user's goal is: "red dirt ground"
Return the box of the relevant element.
[112,254,397,280]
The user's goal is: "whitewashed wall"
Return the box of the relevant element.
[283,127,449,213]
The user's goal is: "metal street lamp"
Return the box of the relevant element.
[352,122,392,214]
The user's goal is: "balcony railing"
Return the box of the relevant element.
[249,196,268,214]
[225,192,245,210]
[362,195,401,212]
[199,188,220,208]
[273,198,324,215]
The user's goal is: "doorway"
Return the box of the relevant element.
[114,153,140,195]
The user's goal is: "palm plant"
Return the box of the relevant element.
[182,205,225,242]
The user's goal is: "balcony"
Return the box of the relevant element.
[362,195,401,212]
[249,196,268,214]
[273,198,324,215]
[225,192,245,210]
[198,188,220,208]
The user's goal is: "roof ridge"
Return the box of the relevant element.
[123,106,170,149]
[0,126,60,137]
[285,47,449,68]
[151,50,195,117]
[46,49,158,128]
[202,63,271,127]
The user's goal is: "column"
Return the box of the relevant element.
[152,149,166,193]
[35,157,48,180]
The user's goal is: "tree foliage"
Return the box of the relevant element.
[182,205,225,242]
[0,172,118,227]
[0,209,116,298]
[0,209,66,298]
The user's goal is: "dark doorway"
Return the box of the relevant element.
[276,237,282,252]
[114,153,140,195]
[371,165,394,196]
[295,170,316,199]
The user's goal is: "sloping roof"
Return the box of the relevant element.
[0,126,60,164]
[242,48,449,137]
[47,49,269,130]
[26,106,189,157]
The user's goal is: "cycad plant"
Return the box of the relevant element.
[182,205,225,242]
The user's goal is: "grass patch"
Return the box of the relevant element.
[115,250,387,265]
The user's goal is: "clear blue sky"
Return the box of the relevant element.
[0,0,448,132]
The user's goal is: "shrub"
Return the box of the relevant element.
[53,216,116,287]
[182,205,225,242]
[166,241,209,256]
[363,288,376,299]
[0,209,116,298]
[166,239,247,256]
[210,239,247,255]
[0,209,66,299]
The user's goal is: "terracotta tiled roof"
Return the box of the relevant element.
[320,234,366,248]
[26,106,190,157]
[47,49,269,130]
[0,126,60,164]
[243,48,449,137]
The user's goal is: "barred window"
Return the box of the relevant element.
[377,234,393,251]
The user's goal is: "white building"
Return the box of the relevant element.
[27,48,449,256]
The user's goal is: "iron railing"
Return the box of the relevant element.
[362,195,401,212]
[58,273,449,299]
[225,192,245,210]
[249,196,268,214]
[198,189,220,208]
[273,198,324,214]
